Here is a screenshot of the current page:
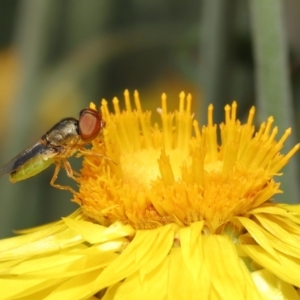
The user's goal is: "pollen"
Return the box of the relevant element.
[74,91,299,233]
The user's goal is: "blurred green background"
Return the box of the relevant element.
[0,0,299,238]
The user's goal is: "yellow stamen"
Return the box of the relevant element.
[75,93,299,233]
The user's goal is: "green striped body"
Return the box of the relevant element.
[10,156,55,182]
[0,142,58,183]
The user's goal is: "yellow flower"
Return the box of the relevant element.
[1,90,300,300]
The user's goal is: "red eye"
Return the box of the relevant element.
[78,108,102,142]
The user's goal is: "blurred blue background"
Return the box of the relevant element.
[0,0,300,238]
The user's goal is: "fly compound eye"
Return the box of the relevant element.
[79,108,101,142]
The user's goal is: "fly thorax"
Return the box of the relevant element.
[44,118,80,147]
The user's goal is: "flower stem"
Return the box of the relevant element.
[250,0,299,203]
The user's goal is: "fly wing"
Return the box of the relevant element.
[0,142,57,177]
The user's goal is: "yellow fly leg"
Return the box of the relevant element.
[76,148,116,164]
[50,160,79,194]
[63,159,81,182]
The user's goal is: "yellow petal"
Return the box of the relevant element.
[248,204,290,216]
[101,282,122,300]
[250,204,300,226]
[255,214,300,249]
[8,247,118,278]
[252,269,300,299]
[0,242,120,299]
[179,221,204,281]
[63,218,135,244]
[240,224,300,259]
[0,277,61,299]
[279,204,300,215]
[263,214,300,237]
[168,247,209,300]
[94,224,175,290]
[203,235,262,299]
[0,223,65,254]
[112,257,169,300]
[15,209,83,234]
[242,244,300,287]
[44,269,102,300]
[0,228,83,261]
[237,217,280,262]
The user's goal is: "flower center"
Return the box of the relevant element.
[75,91,299,232]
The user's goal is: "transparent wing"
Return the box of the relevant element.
[0,142,57,177]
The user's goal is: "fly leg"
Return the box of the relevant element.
[63,159,81,183]
[50,162,77,194]
[77,147,117,164]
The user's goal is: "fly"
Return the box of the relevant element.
[0,108,105,193]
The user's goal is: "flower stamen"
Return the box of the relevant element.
[75,92,299,234]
